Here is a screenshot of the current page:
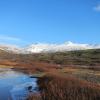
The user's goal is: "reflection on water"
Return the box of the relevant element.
[0,68,38,100]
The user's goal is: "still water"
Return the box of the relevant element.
[0,68,38,100]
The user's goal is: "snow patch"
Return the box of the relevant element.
[0,41,100,54]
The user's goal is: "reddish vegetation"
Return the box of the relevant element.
[37,74,100,100]
[0,49,100,100]
[27,93,41,100]
[0,59,59,73]
[13,61,59,74]
[0,60,17,66]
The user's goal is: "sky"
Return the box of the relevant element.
[0,0,100,46]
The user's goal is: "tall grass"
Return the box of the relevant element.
[27,93,41,100]
[37,74,100,100]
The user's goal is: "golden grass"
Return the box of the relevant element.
[37,74,100,100]
[0,65,14,68]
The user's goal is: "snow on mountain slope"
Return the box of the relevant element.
[0,44,22,53]
[0,41,100,54]
[26,41,100,53]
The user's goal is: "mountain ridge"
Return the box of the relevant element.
[0,41,100,54]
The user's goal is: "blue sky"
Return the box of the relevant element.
[0,0,100,46]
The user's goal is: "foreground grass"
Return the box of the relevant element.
[30,72,46,78]
[27,67,100,100]
[59,67,100,84]
[0,65,14,68]
[0,49,100,100]
[28,73,100,100]
[0,65,100,100]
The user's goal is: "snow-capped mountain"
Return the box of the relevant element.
[0,41,100,54]
[26,41,100,53]
[0,44,22,53]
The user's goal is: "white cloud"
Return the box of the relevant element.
[0,35,29,46]
[0,35,21,42]
[94,4,100,12]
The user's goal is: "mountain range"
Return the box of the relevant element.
[0,41,100,54]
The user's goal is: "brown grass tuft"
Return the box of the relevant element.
[37,74,100,100]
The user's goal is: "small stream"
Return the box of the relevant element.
[0,68,38,100]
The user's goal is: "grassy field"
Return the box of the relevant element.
[0,49,100,100]
[0,49,100,67]
[0,65,14,68]
[58,67,100,84]
[28,72,100,100]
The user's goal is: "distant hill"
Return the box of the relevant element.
[0,48,100,68]
[0,41,100,53]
